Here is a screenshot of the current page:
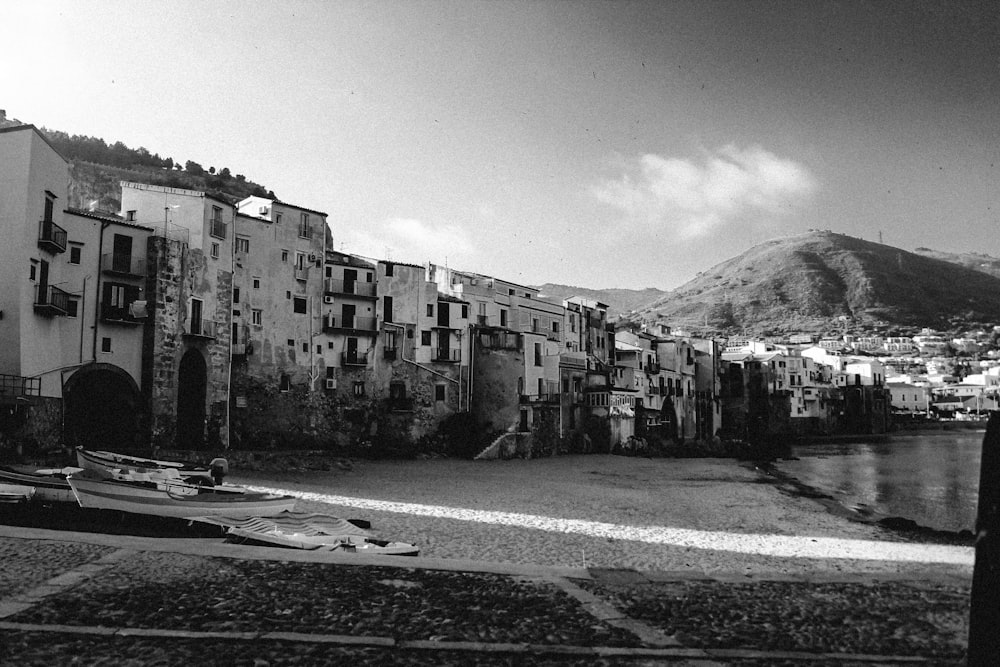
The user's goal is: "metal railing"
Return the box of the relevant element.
[184,319,218,339]
[101,253,146,277]
[33,285,71,316]
[100,303,142,325]
[38,219,67,253]
[323,315,378,332]
[0,374,40,403]
[342,351,368,366]
[432,349,461,363]
[324,278,376,298]
[210,218,227,239]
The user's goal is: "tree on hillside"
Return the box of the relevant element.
[185,160,205,175]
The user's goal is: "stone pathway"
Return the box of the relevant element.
[0,528,972,665]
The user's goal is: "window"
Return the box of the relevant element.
[427,304,434,317]
[282,250,288,263]
[461,304,468,319]
[43,192,55,222]
[236,237,250,253]
[125,210,137,222]
[293,297,307,314]
[275,213,283,225]
[500,309,507,327]
[421,331,431,346]
[66,299,79,317]
[211,242,220,259]
[279,374,291,392]
[253,277,261,289]
[384,262,394,276]
[210,206,226,239]
[101,337,112,353]
[508,289,514,295]
[328,341,334,349]
[534,342,543,366]
[298,212,311,238]
[552,321,560,333]
[233,287,240,304]
[302,342,308,352]
[383,295,393,323]
[287,339,295,347]
[435,385,446,402]
[69,246,81,264]
[251,309,262,326]
[286,291,292,299]
[316,345,322,354]
[29,261,37,281]
[353,381,365,397]
[532,318,539,332]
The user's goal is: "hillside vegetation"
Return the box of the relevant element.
[40,128,274,213]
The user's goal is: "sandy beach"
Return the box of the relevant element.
[232,455,973,577]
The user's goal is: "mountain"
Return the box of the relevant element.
[628,231,1000,336]
[535,284,668,320]
[912,247,1000,280]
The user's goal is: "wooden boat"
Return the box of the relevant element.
[0,465,81,503]
[0,483,35,504]
[67,469,296,519]
[191,511,420,556]
[75,447,210,476]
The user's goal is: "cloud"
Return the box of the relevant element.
[338,217,475,265]
[592,145,817,238]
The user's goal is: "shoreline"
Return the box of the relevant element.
[757,460,976,547]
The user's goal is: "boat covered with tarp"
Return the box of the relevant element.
[190,511,420,556]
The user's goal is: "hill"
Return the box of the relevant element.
[40,128,274,213]
[534,284,668,320]
[912,247,1000,280]
[629,231,1000,336]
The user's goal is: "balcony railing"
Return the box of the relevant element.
[183,319,218,339]
[33,285,71,317]
[298,223,312,239]
[324,278,377,298]
[0,374,40,405]
[342,351,368,366]
[100,303,143,325]
[210,218,227,239]
[520,392,560,404]
[101,253,146,278]
[323,315,378,333]
[432,349,461,363]
[547,330,562,342]
[38,219,67,254]
[231,342,247,356]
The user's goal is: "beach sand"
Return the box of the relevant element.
[231,455,973,578]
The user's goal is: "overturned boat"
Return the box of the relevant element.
[67,469,296,519]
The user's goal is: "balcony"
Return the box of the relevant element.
[0,374,40,406]
[432,349,461,363]
[547,331,562,342]
[342,351,368,367]
[383,347,398,361]
[520,392,559,404]
[100,303,143,326]
[294,267,310,281]
[647,363,661,374]
[324,278,376,299]
[33,285,71,317]
[183,319,218,339]
[323,315,378,335]
[101,253,146,278]
[38,219,67,254]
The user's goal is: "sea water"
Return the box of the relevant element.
[774,431,984,533]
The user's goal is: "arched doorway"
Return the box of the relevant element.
[64,364,142,450]
[177,349,207,449]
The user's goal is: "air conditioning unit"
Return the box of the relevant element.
[258,206,269,215]
[323,295,334,304]
[308,253,317,262]
[325,379,336,390]
[470,279,479,286]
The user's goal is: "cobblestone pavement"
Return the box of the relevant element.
[0,530,972,666]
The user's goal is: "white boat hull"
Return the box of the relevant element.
[0,466,80,503]
[68,474,296,519]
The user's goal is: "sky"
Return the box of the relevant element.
[2,0,997,290]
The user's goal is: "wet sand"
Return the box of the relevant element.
[232,455,973,577]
